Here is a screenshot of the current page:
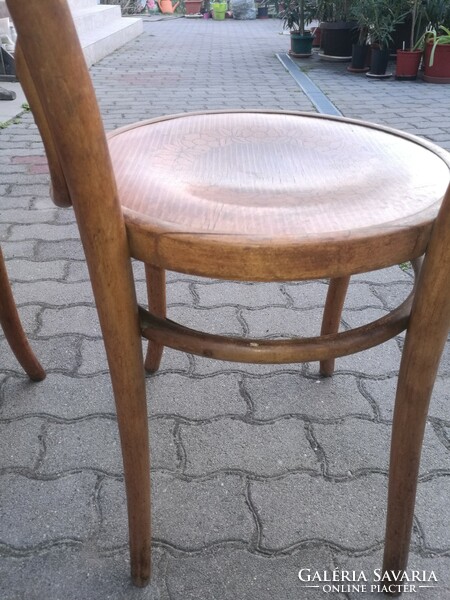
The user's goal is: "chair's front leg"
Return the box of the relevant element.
[144,265,166,373]
[383,233,450,591]
[319,276,350,376]
[0,247,45,381]
[83,244,151,586]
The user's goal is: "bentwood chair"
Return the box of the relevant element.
[0,246,45,382]
[6,0,450,591]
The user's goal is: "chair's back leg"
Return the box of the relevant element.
[0,247,45,381]
[144,265,166,373]
[383,194,450,580]
[319,276,350,376]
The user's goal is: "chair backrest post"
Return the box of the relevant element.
[6,0,140,342]
[6,0,124,246]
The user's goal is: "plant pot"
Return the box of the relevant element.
[212,1,227,20]
[348,43,370,72]
[369,46,390,76]
[257,5,268,18]
[185,0,202,14]
[395,49,422,81]
[389,16,412,55]
[289,31,314,58]
[312,26,321,47]
[423,41,450,83]
[319,21,357,59]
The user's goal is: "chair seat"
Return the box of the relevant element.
[108,111,450,280]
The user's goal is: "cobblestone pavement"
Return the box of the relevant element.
[1,17,450,600]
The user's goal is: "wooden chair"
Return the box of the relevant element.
[0,245,45,381]
[6,0,450,591]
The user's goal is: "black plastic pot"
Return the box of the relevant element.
[349,43,370,71]
[257,5,268,18]
[320,21,357,58]
[370,46,390,75]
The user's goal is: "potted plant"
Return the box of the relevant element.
[351,0,408,77]
[316,0,357,59]
[281,0,315,57]
[395,0,427,80]
[348,3,370,71]
[256,0,269,17]
[422,0,450,82]
[185,0,204,13]
[211,0,227,18]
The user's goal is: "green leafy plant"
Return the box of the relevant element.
[315,0,354,22]
[424,25,450,65]
[281,0,316,34]
[350,0,408,49]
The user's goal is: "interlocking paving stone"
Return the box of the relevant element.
[251,473,387,550]
[0,335,79,374]
[0,472,98,547]
[362,376,450,422]
[0,547,165,600]
[0,374,116,419]
[168,305,245,336]
[4,258,66,281]
[181,417,319,476]
[314,419,450,477]
[145,372,247,419]
[0,417,43,469]
[40,417,178,475]
[195,281,287,308]
[415,477,450,551]
[335,551,450,599]
[246,373,373,421]
[98,473,255,549]
[164,546,347,600]
[39,306,101,337]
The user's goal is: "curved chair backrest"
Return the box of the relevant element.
[15,43,71,208]
[6,0,121,232]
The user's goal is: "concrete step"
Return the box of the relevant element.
[73,4,122,33]
[67,0,100,10]
[69,1,143,67]
[79,16,142,67]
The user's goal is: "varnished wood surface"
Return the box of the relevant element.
[108,111,450,279]
[0,247,45,381]
[109,112,448,236]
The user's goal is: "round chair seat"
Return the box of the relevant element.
[108,111,450,280]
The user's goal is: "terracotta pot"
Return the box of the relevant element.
[395,49,422,81]
[185,0,202,14]
[423,41,450,83]
[312,26,321,48]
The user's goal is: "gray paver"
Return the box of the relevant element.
[181,417,319,476]
[98,473,255,549]
[251,473,388,551]
[0,472,98,546]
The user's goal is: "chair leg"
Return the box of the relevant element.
[84,251,151,586]
[144,265,166,373]
[319,276,350,377]
[383,243,450,587]
[0,247,45,381]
